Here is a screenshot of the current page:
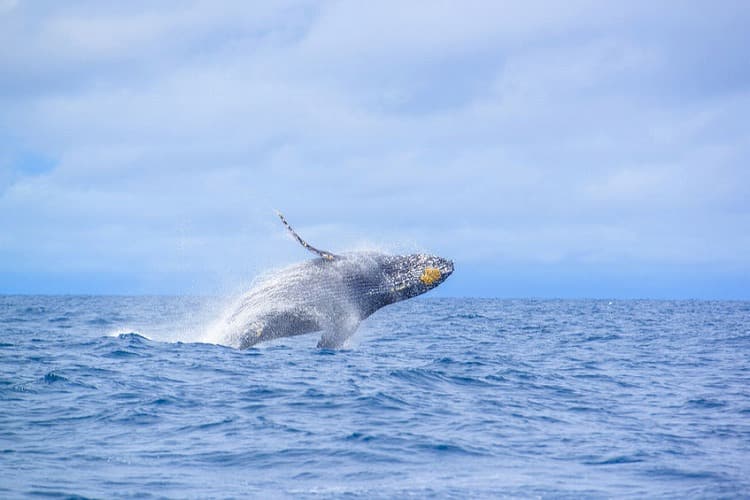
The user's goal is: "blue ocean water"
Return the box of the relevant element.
[1,296,749,498]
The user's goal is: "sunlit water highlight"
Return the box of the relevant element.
[1,296,749,497]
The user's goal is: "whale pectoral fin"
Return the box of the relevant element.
[238,309,323,349]
[277,211,339,261]
[316,319,360,349]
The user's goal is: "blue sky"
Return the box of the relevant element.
[1,1,749,298]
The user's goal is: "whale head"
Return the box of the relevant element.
[381,253,454,301]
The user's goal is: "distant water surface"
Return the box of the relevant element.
[1,296,749,498]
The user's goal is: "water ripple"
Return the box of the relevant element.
[0,296,748,497]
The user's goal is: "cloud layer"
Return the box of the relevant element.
[1,1,749,297]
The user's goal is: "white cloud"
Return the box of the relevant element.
[0,0,16,14]
[1,1,748,294]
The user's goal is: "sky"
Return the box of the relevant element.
[1,1,749,298]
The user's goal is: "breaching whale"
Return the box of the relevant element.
[217,213,454,349]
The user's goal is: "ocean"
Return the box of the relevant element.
[1,295,749,498]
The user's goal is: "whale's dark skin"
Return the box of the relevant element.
[220,213,454,349]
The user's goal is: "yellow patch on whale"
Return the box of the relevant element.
[420,267,442,285]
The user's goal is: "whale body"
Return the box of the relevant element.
[217,214,454,349]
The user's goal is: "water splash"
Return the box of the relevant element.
[202,254,383,348]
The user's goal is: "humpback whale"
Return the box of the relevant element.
[216,213,454,349]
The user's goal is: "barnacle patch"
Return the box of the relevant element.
[420,267,442,285]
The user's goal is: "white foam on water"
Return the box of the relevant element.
[106,328,152,340]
